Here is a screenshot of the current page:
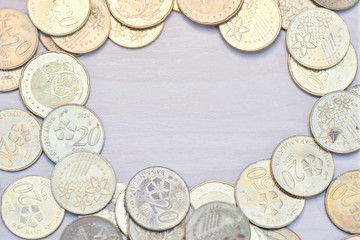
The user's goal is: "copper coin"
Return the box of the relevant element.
[0,66,23,92]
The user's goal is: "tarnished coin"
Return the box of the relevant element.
[190,180,235,209]
[349,85,360,96]
[325,171,360,234]
[0,9,38,70]
[312,0,359,11]
[310,91,360,153]
[115,189,130,237]
[0,67,23,92]
[271,136,334,198]
[279,0,317,30]
[173,0,181,12]
[250,225,268,240]
[235,160,305,229]
[27,0,91,36]
[125,167,190,231]
[289,44,357,96]
[39,32,64,52]
[40,104,105,163]
[19,52,90,118]
[109,16,164,49]
[262,228,301,240]
[186,202,251,240]
[0,109,42,172]
[342,236,360,240]
[60,216,124,240]
[287,8,350,70]
[51,151,116,215]
[52,0,111,55]
[219,0,281,51]
[1,176,65,239]
[106,0,173,29]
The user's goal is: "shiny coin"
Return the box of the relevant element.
[279,0,317,30]
[52,0,111,55]
[1,176,65,239]
[219,0,281,51]
[0,67,23,92]
[125,167,190,231]
[349,84,360,96]
[51,151,116,215]
[173,0,181,12]
[312,0,359,11]
[186,202,251,240]
[262,228,301,240]
[19,52,90,118]
[287,8,350,70]
[190,180,235,210]
[109,16,164,49]
[289,44,357,96]
[60,216,124,240]
[106,0,173,29]
[27,0,91,36]
[235,159,305,229]
[0,9,38,70]
[271,136,334,198]
[40,104,105,163]
[115,189,130,237]
[250,225,268,240]
[325,170,360,234]
[0,109,42,172]
[178,0,243,25]
[342,236,360,240]
[310,91,360,153]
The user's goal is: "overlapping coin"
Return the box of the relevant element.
[313,0,359,11]
[349,84,360,96]
[0,67,23,92]
[279,0,317,30]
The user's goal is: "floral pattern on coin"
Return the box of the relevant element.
[279,0,316,30]
[0,67,23,92]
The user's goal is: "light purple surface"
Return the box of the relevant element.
[0,0,359,239]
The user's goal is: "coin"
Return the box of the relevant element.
[325,170,360,234]
[1,176,65,239]
[190,180,235,209]
[279,0,317,30]
[0,67,23,92]
[342,236,360,240]
[109,16,164,49]
[115,189,130,237]
[51,151,116,215]
[262,228,301,240]
[186,202,251,240]
[312,0,359,11]
[287,8,350,70]
[173,0,181,12]
[235,159,305,229]
[52,0,111,55]
[125,167,190,231]
[39,32,64,52]
[271,136,334,198]
[0,109,42,172]
[310,91,360,153]
[19,51,90,118]
[219,0,281,51]
[0,9,38,70]
[27,0,91,36]
[349,84,360,96]
[60,216,124,240]
[106,0,173,29]
[288,44,357,96]
[250,225,268,240]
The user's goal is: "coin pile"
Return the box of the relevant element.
[0,0,359,239]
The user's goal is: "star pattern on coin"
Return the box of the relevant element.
[297,16,313,32]
[226,18,250,42]
[292,33,316,56]
[246,0,258,9]
[317,13,332,28]
[0,18,13,41]
[130,30,147,43]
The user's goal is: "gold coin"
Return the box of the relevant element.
[109,16,164,49]
[0,9,38,70]
[289,44,357,96]
[190,180,235,210]
[1,176,65,239]
[326,171,360,234]
[271,136,334,198]
[0,67,23,92]
[173,0,181,12]
[262,228,301,240]
[219,0,281,51]
[52,0,111,55]
[19,51,90,118]
[279,0,317,30]
[287,8,350,70]
[27,0,91,36]
[235,159,305,229]
[51,151,117,215]
[39,31,64,52]
[106,0,173,29]
[0,109,42,172]
[312,0,359,11]
[115,189,130,237]
[342,236,360,240]
[177,0,243,25]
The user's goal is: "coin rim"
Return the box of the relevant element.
[0,67,25,92]
[115,188,130,236]
[312,0,359,11]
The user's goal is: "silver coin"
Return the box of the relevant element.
[186,201,251,240]
[125,167,190,231]
[40,104,105,163]
[342,236,360,240]
[349,85,360,96]
[279,0,317,30]
[250,225,268,240]
[262,228,301,240]
[312,0,359,10]
[310,91,360,153]
[115,188,130,237]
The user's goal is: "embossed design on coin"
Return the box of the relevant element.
[115,190,130,236]
[235,160,305,229]
[313,0,359,10]
[279,0,316,30]
[326,171,360,234]
[51,152,116,215]
[39,32,64,52]
[125,167,190,231]
[310,91,360,153]
[219,0,281,51]
[19,52,90,118]
[0,67,23,92]
[349,85,360,97]
[287,8,350,70]
[1,176,65,239]
[262,228,301,240]
[250,225,268,240]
